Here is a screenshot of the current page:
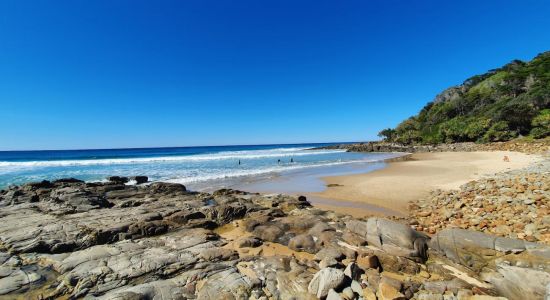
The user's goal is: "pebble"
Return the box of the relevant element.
[410,159,550,245]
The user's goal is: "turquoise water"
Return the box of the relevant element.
[0,143,398,189]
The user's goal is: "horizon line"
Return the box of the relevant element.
[0,141,364,153]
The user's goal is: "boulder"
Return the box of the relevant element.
[107,176,129,184]
[357,254,379,270]
[319,257,339,269]
[252,225,284,242]
[315,247,345,262]
[377,282,406,300]
[237,236,263,248]
[308,268,346,298]
[131,176,148,184]
[347,218,429,261]
[148,182,186,194]
[201,204,248,225]
[288,234,317,253]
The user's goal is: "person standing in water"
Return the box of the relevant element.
[238,160,241,165]
[290,158,294,163]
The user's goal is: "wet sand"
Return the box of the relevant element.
[314,151,541,216]
[235,159,404,217]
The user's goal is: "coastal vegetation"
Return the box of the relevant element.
[379,51,550,144]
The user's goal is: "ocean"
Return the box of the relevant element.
[0,143,399,190]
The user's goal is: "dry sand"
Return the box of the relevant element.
[312,151,541,217]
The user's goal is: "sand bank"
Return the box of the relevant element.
[312,151,541,216]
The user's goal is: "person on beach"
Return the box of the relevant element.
[503,156,510,162]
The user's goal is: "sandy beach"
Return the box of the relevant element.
[312,151,542,216]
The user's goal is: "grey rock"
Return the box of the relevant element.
[328,288,344,300]
[342,287,355,300]
[308,268,346,298]
[485,263,550,300]
[350,280,363,295]
[430,228,550,269]
[108,176,129,184]
[348,218,429,261]
[237,236,263,248]
[315,247,345,262]
[131,176,148,184]
[288,234,317,253]
[252,225,284,242]
[319,257,339,269]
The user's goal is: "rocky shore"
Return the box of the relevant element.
[1,175,549,299]
[410,158,550,245]
[316,139,550,155]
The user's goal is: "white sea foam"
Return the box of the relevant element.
[163,157,390,184]
[0,148,346,168]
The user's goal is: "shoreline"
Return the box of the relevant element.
[0,148,548,299]
[233,154,408,217]
[312,150,542,216]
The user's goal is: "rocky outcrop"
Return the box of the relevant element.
[410,160,550,245]
[315,139,550,154]
[0,178,549,299]
[430,228,550,267]
[429,228,550,299]
[346,218,429,262]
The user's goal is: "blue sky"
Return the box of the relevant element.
[1,1,549,150]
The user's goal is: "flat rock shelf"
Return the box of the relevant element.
[0,176,549,299]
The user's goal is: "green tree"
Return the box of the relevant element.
[377,128,396,141]
[377,51,550,145]
[496,103,537,134]
[394,118,421,144]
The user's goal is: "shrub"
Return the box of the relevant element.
[482,121,517,142]
[530,109,550,138]
[438,117,491,143]
[439,118,468,143]
[530,127,550,139]
[464,118,492,140]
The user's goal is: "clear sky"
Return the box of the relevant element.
[1,1,549,150]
